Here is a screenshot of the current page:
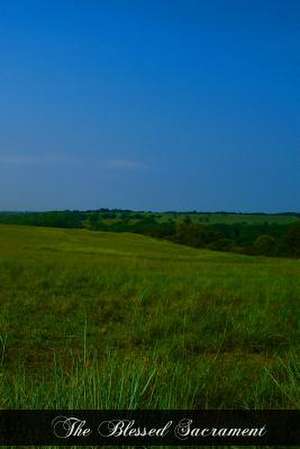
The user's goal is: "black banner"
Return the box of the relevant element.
[0,410,299,446]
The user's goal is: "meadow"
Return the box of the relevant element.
[0,222,299,415]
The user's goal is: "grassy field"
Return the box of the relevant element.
[0,223,299,412]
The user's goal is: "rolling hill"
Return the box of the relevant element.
[0,224,299,409]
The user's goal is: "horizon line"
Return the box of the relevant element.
[0,209,299,216]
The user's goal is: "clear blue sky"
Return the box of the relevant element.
[0,0,299,212]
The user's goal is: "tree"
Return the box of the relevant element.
[284,223,300,257]
[254,235,276,256]
[207,238,234,252]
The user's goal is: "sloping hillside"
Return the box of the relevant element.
[0,224,299,409]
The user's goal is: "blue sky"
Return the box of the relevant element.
[0,0,299,212]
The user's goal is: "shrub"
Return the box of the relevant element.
[254,235,276,256]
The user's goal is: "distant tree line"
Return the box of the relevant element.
[0,210,299,258]
[170,217,300,258]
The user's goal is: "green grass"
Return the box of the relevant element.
[0,224,299,413]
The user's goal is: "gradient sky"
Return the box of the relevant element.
[0,0,299,212]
